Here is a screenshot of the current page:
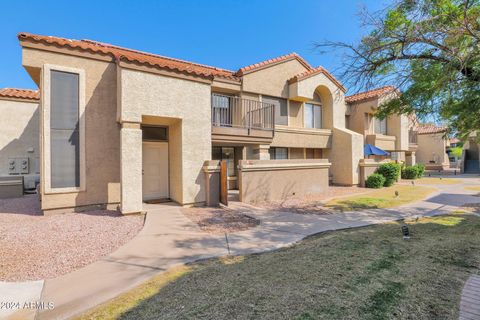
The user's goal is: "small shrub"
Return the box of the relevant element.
[376,163,400,187]
[402,166,418,179]
[414,164,425,178]
[366,173,386,189]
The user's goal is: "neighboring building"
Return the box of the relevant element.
[415,124,450,170]
[462,133,480,173]
[0,88,40,189]
[450,138,461,148]
[345,86,417,165]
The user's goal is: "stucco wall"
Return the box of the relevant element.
[329,127,364,185]
[416,133,449,167]
[22,47,121,212]
[289,74,347,129]
[271,126,332,148]
[242,59,308,98]
[0,98,39,176]
[119,67,211,207]
[238,159,331,203]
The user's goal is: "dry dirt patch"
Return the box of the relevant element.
[181,206,259,234]
[0,195,144,281]
[256,186,371,215]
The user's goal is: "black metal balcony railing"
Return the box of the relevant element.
[211,94,275,131]
[409,129,418,144]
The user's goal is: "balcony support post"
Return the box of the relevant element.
[252,144,271,160]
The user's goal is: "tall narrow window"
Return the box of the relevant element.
[262,96,288,125]
[50,70,80,188]
[374,117,387,135]
[304,103,322,129]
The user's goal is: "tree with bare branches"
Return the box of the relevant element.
[318,0,480,137]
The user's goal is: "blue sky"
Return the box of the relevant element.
[0,0,387,91]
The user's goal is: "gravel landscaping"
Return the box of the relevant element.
[256,186,371,214]
[0,195,144,282]
[181,206,259,234]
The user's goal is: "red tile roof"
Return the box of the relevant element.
[235,53,312,76]
[0,88,39,101]
[417,124,448,135]
[345,86,397,104]
[18,32,238,81]
[288,66,346,92]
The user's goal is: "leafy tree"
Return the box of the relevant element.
[318,0,480,137]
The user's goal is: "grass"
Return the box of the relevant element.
[324,185,436,211]
[415,177,462,185]
[79,212,480,320]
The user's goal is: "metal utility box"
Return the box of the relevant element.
[8,158,29,175]
[0,176,24,199]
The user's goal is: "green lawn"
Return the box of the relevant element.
[325,185,436,211]
[79,213,480,320]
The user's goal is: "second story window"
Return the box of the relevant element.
[262,96,288,125]
[304,103,322,129]
[374,117,387,135]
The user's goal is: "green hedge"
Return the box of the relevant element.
[414,164,425,178]
[376,163,401,187]
[401,164,425,179]
[402,166,418,179]
[366,173,386,188]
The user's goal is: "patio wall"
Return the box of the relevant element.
[237,159,331,204]
[358,159,390,187]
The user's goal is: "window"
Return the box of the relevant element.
[211,93,233,126]
[50,70,80,189]
[262,96,288,125]
[374,117,387,135]
[269,147,288,160]
[304,103,322,129]
[142,126,168,141]
[212,147,235,176]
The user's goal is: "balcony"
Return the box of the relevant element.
[366,134,396,151]
[211,94,275,144]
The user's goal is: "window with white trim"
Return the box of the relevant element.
[50,70,80,188]
[374,117,387,135]
[304,103,322,129]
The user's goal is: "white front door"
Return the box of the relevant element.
[142,142,169,201]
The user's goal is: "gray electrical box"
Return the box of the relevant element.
[8,158,29,175]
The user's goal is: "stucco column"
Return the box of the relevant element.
[252,144,270,160]
[120,123,143,214]
[406,151,416,166]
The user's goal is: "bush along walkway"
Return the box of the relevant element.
[8,176,480,320]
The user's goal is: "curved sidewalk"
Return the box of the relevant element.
[6,177,480,319]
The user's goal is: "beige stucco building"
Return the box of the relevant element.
[17,32,418,214]
[0,88,40,189]
[415,124,450,170]
[345,86,418,165]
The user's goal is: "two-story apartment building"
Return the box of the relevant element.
[345,86,418,165]
[19,32,370,214]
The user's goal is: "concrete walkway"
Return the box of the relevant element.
[5,175,480,319]
[460,275,480,320]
